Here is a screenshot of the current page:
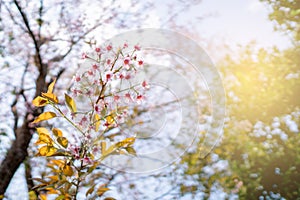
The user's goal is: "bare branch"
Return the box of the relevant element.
[13,0,44,71]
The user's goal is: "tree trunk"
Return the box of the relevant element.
[0,70,47,195]
[0,120,33,195]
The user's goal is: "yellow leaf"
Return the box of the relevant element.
[65,94,77,113]
[39,146,57,156]
[88,152,95,160]
[29,190,38,200]
[87,162,99,173]
[45,146,57,156]
[39,194,47,200]
[57,137,68,148]
[47,79,56,94]
[36,127,50,135]
[97,187,110,197]
[94,113,100,132]
[32,112,57,124]
[104,198,116,200]
[64,183,72,194]
[105,115,114,125]
[32,96,48,107]
[52,128,63,137]
[45,187,59,194]
[101,141,106,155]
[102,144,116,158]
[125,147,137,156]
[51,159,65,167]
[116,137,135,148]
[62,165,73,176]
[50,149,70,157]
[35,133,53,145]
[39,146,49,156]
[86,184,96,197]
[47,175,59,183]
[42,92,59,104]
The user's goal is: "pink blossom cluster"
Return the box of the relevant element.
[70,43,150,138]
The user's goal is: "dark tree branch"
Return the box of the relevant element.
[37,0,44,40]
[10,89,19,134]
[3,3,27,33]
[0,1,48,195]
[24,158,37,196]
[13,0,44,71]
[49,21,104,63]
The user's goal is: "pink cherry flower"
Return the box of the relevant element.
[86,89,92,96]
[134,45,141,51]
[106,45,112,51]
[124,58,130,65]
[70,145,80,159]
[116,114,125,124]
[138,60,143,66]
[137,94,143,100]
[93,79,99,85]
[113,95,120,101]
[136,94,144,104]
[83,157,92,165]
[125,74,131,80]
[88,70,94,76]
[71,88,82,97]
[74,75,81,82]
[92,64,98,70]
[105,71,113,81]
[95,47,101,53]
[123,43,128,48]
[82,52,88,59]
[125,93,132,102]
[119,73,125,79]
[142,80,150,89]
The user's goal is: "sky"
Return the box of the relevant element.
[198,0,290,48]
[181,0,291,49]
[191,0,290,49]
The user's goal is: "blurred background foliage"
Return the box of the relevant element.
[181,0,300,199]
